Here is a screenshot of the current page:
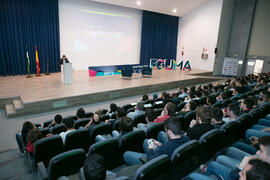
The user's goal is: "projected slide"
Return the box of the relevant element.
[59,0,142,70]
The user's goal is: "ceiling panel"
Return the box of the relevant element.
[90,0,209,17]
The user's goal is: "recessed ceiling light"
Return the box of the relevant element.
[137,1,141,5]
[172,9,177,13]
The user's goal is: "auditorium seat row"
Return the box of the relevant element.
[32,102,270,180]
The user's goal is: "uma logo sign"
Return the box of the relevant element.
[149,58,191,70]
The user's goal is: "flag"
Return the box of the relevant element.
[26,47,31,76]
[35,46,40,76]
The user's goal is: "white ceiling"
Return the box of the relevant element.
[91,0,209,17]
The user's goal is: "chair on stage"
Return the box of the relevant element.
[121,68,133,78]
[141,67,152,77]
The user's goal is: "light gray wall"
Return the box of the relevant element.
[248,0,270,57]
[212,0,235,76]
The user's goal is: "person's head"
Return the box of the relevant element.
[164,102,176,116]
[239,159,270,180]
[256,136,270,163]
[181,87,187,93]
[161,92,167,98]
[241,98,254,110]
[92,113,100,124]
[63,118,75,130]
[188,91,195,99]
[76,108,85,119]
[136,102,144,111]
[185,100,197,111]
[119,116,133,133]
[145,108,156,123]
[116,107,126,119]
[54,114,63,124]
[153,93,158,100]
[83,154,106,180]
[189,86,195,92]
[196,106,211,124]
[194,90,202,98]
[227,103,240,118]
[62,55,66,58]
[260,90,270,102]
[22,121,35,132]
[248,96,258,106]
[219,92,229,101]
[164,117,182,139]
[172,96,180,104]
[210,106,223,124]
[27,128,43,144]
[233,87,242,95]
[22,121,35,144]
[207,95,216,105]
[109,103,117,113]
[142,94,149,101]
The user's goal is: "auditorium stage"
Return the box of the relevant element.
[0,69,223,117]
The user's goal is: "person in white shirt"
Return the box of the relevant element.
[59,118,75,144]
[127,102,145,121]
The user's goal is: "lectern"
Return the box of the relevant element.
[61,63,72,84]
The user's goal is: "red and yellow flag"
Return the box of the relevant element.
[35,46,40,76]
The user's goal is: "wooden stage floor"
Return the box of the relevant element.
[0,69,223,117]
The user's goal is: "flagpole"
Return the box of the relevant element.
[26,46,32,78]
[45,45,50,75]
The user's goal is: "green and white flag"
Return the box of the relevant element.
[26,47,31,76]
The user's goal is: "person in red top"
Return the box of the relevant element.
[154,102,176,123]
[26,128,43,153]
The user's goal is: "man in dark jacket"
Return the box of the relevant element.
[123,117,190,165]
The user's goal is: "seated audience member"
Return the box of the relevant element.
[178,87,188,99]
[59,118,75,144]
[259,90,270,107]
[127,102,144,121]
[194,90,202,99]
[206,95,217,106]
[123,118,190,165]
[217,92,229,102]
[21,121,35,146]
[84,113,102,129]
[106,103,117,118]
[210,106,225,128]
[105,107,126,127]
[83,153,117,180]
[162,92,171,104]
[176,100,197,116]
[76,108,86,120]
[154,102,176,123]
[48,114,63,128]
[142,94,149,102]
[222,103,240,123]
[185,91,195,102]
[238,159,270,180]
[26,128,43,153]
[231,87,242,99]
[96,116,133,142]
[248,95,258,107]
[187,106,214,140]
[114,116,134,138]
[203,136,270,180]
[137,108,156,130]
[240,97,254,114]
